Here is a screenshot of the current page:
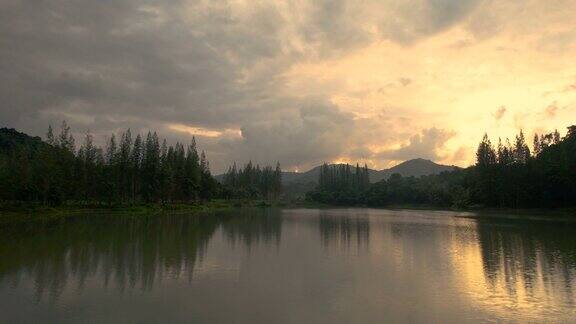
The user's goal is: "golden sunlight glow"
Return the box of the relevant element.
[168,124,241,138]
[449,225,576,321]
[282,24,576,168]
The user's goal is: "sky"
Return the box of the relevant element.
[1,0,575,173]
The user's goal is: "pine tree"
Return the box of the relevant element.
[533,133,541,157]
[46,125,56,146]
[476,133,496,167]
[106,134,118,165]
[513,130,530,164]
[362,164,370,189]
[199,151,215,200]
[58,120,75,153]
[144,132,161,202]
[131,134,143,201]
[78,132,98,201]
[104,134,119,204]
[159,139,170,202]
[184,138,200,200]
[497,138,514,165]
[118,130,132,202]
[54,121,77,200]
[2,124,220,205]
[554,129,562,143]
[273,162,282,198]
[222,160,283,199]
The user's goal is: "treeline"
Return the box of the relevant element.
[469,127,575,207]
[306,163,370,204]
[0,122,217,205]
[307,125,576,208]
[221,161,282,199]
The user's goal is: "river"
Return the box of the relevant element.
[1,208,575,323]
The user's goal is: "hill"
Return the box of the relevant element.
[0,128,49,155]
[215,159,457,198]
[216,159,456,185]
[375,158,457,182]
[279,158,456,185]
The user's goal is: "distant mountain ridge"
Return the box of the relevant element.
[283,158,457,185]
[216,158,457,185]
[375,158,457,182]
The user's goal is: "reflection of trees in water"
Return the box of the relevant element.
[477,219,576,304]
[0,213,223,302]
[221,208,282,248]
[0,209,285,303]
[318,211,370,249]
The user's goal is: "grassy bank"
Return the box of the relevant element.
[0,199,277,224]
[4,199,572,227]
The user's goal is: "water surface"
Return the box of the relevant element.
[1,208,575,323]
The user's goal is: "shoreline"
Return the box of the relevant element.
[1,200,574,225]
[0,199,327,224]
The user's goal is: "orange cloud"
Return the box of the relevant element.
[168,124,241,138]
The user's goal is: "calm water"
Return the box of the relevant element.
[1,208,576,323]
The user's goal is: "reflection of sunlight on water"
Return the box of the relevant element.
[345,210,576,322]
[2,209,576,322]
[450,220,576,322]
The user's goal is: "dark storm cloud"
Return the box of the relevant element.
[379,0,482,44]
[299,0,372,56]
[0,0,287,133]
[0,0,489,171]
[210,103,355,170]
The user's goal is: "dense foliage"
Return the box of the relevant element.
[221,161,282,199]
[0,122,217,205]
[308,126,576,208]
[305,163,370,204]
[2,121,574,209]
[467,127,575,208]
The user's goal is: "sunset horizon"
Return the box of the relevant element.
[2,1,575,173]
[1,1,576,323]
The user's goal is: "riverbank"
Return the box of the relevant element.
[0,200,246,224]
[0,199,331,224]
[2,200,574,226]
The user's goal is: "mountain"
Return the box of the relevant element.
[374,158,457,182]
[0,128,49,155]
[280,159,456,185]
[215,158,458,197]
[282,159,456,198]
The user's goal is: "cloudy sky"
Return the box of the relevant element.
[1,0,575,172]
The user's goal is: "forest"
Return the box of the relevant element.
[1,121,575,210]
[307,125,576,209]
[220,162,282,199]
[305,163,370,205]
[0,122,284,206]
[0,122,219,205]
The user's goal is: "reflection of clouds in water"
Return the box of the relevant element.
[478,220,576,317]
[451,218,576,322]
[1,209,576,322]
[313,209,576,321]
